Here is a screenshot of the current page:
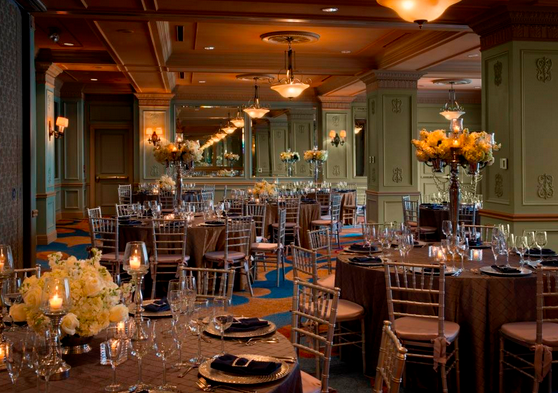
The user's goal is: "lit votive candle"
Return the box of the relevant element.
[0,344,5,363]
[129,255,141,270]
[470,249,483,261]
[49,293,63,311]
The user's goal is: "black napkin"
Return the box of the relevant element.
[349,256,382,263]
[528,248,556,255]
[211,354,281,376]
[143,298,170,312]
[491,265,521,274]
[301,198,316,204]
[349,244,376,252]
[225,318,269,333]
[204,220,225,226]
[541,260,558,267]
[423,267,441,274]
[468,238,483,247]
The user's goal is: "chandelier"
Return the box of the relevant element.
[221,112,237,134]
[230,107,245,128]
[242,77,270,119]
[377,0,461,27]
[434,79,470,121]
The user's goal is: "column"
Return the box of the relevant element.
[287,107,315,178]
[35,62,63,245]
[471,7,558,247]
[59,83,86,218]
[269,116,288,177]
[135,93,175,182]
[361,71,423,223]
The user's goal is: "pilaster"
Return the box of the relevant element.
[287,108,315,178]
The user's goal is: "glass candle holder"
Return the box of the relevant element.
[470,249,483,261]
[40,277,71,315]
[123,242,149,275]
[0,245,14,275]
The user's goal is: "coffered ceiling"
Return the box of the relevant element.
[30,0,553,100]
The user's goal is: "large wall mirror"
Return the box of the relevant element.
[175,105,245,177]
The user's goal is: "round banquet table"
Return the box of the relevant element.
[335,247,540,393]
[419,205,481,241]
[133,191,200,205]
[0,329,302,393]
[264,202,321,249]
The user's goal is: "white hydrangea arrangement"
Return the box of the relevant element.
[15,249,131,337]
[158,174,175,191]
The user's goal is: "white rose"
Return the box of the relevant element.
[9,303,27,322]
[109,304,129,323]
[23,286,42,308]
[60,313,79,336]
[82,274,104,297]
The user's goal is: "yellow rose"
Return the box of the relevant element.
[61,313,79,336]
[109,304,129,323]
[9,303,27,322]
[23,286,42,308]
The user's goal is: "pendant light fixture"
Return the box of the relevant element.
[230,107,245,128]
[242,77,270,119]
[221,112,237,134]
[433,79,470,121]
[377,0,461,28]
[261,31,320,99]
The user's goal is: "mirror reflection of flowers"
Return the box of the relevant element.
[216,169,237,177]
[17,249,131,337]
[224,152,240,162]
[304,147,328,163]
[280,149,300,163]
[158,174,175,191]
[153,140,203,166]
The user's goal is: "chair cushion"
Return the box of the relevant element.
[251,242,279,251]
[418,226,437,233]
[337,299,365,322]
[317,274,335,289]
[301,370,321,393]
[312,219,337,226]
[204,251,246,261]
[501,321,558,346]
[152,254,190,264]
[407,221,418,227]
[393,316,460,342]
[271,222,297,228]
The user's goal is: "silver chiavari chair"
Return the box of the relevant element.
[204,216,253,296]
[158,189,175,211]
[87,207,102,246]
[14,266,41,281]
[272,196,301,246]
[373,321,407,393]
[179,266,235,306]
[89,217,122,284]
[149,218,190,299]
[250,208,286,287]
[461,224,495,243]
[308,228,333,276]
[316,191,331,217]
[118,184,132,205]
[458,203,477,226]
[499,266,558,393]
[401,197,436,240]
[291,279,339,393]
[184,201,208,214]
[311,193,342,249]
[199,190,214,204]
[227,198,245,215]
[384,261,461,393]
[245,202,267,242]
[115,203,141,218]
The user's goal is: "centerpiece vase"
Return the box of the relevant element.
[287,162,294,177]
[448,150,460,237]
[44,312,71,380]
[312,161,322,183]
[61,335,94,355]
[174,162,183,208]
[132,272,147,338]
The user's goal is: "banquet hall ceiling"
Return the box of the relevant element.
[30,0,551,100]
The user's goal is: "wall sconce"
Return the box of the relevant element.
[354,125,363,134]
[329,129,346,147]
[49,116,68,140]
[146,127,163,147]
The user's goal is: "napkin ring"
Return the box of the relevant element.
[232,358,253,367]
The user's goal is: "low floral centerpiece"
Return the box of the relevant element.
[158,174,175,191]
[253,180,277,198]
[411,128,500,174]
[15,249,130,351]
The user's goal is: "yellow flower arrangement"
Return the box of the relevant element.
[280,150,300,163]
[303,149,328,163]
[153,140,203,166]
[253,180,277,197]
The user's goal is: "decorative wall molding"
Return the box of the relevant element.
[537,173,554,199]
[392,167,403,183]
[494,61,503,86]
[536,57,553,82]
[371,100,376,114]
[35,62,63,87]
[480,209,558,222]
[470,7,558,51]
[391,99,402,113]
[495,173,504,197]
[134,93,175,107]
[60,83,85,99]
[317,95,356,109]
[361,70,425,91]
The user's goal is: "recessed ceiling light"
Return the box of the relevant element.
[341,50,351,54]
[467,53,480,58]
[204,46,215,50]
[90,78,98,81]
[321,7,338,12]
[63,42,74,46]
[198,80,206,84]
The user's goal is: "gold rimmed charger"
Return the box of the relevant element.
[198,354,290,385]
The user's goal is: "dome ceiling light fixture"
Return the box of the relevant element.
[237,74,274,119]
[433,78,471,121]
[376,0,462,28]
[261,31,320,99]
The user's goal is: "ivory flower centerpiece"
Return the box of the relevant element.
[280,149,300,177]
[253,180,278,198]
[158,174,175,191]
[304,147,328,182]
[224,152,240,168]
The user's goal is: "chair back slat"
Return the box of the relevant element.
[291,245,318,282]
[537,266,558,343]
[118,184,132,205]
[179,266,235,306]
[116,203,140,218]
[373,321,407,393]
[245,203,267,238]
[224,216,252,260]
[151,219,188,261]
[158,189,175,210]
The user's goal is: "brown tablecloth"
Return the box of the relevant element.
[264,203,321,248]
[419,206,481,241]
[0,330,302,393]
[335,247,537,393]
[133,191,200,205]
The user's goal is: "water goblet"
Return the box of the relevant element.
[104,326,124,392]
[516,235,528,266]
[491,229,502,264]
[189,299,210,365]
[212,298,234,356]
[2,277,22,329]
[35,331,55,393]
[168,280,184,322]
[455,235,468,271]
[535,231,548,262]
[523,230,536,263]
[153,319,178,391]
[4,338,24,392]
[172,314,190,369]
[129,318,154,391]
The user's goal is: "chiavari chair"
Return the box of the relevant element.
[373,321,407,393]
[245,202,267,242]
[311,193,342,249]
[227,198,245,215]
[308,228,333,275]
[316,191,331,217]
[117,184,132,205]
[89,217,123,284]
[250,208,286,287]
[179,266,235,306]
[87,207,102,246]
[272,196,301,246]
[158,189,175,211]
[457,203,477,226]
[115,203,141,218]
[401,196,436,240]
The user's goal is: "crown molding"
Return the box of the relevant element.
[417,89,481,104]
[318,95,356,110]
[134,93,175,107]
[35,62,64,87]
[361,70,425,92]
[470,6,558,51]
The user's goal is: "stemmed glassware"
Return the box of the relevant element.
[153,319,178,391]
[189,299,210,365]
[516,235,528,266]
[399,233,414,262]
[168,280,183,323]
[172,314,190,369]
[2,277,22,329]
[455,235,469,271]
[523,230,536,263]
[506,234,516,267]
[129,318,154,391]
[441,238,455,268]
[442,220,452,239]
[491,229,502,264]
[535,231,548,262]
[35,331,56,393]
[3,337,25,392]
[379,228,392,260]
[212,298,234,356]
[104,326,124,392]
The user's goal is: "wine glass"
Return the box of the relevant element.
[181,275,197,315]
[168,280,183,322]
[35,331,55,393]
[104,326,124,392]
[535,231,548,262]
[153,319,178,391]
[172,314,190,369]
[400,233,414,261]
[491,229,502,264]
[524,230,536,263]
[2,277,22,329]
[506,234,516,267]
[455,235,469,272]
[441,239,454,266]
[189,299,210,365]
[379,228,392,259]
[212,298,234,356]
[129,318,154,391]
[4,337,25,392]
[516,235,528,266]
[442,220,453,239]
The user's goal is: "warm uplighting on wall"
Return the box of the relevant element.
[49,116,69,140]
[376,0,461,27]
[329,129,346,147]
[146,126,163,147]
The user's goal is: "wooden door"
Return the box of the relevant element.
[92,126,133,215]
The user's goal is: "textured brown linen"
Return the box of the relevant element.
[265,203,321,248]
[0,330,302,393]
[133,191,200,205]
[419,206,481,240]
[335,247,536,393]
